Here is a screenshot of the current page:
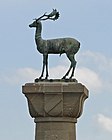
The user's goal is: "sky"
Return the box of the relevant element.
[0,0,112,140]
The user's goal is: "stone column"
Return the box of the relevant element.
[22,80,88,140]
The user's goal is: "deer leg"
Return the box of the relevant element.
[39,54,46,79]
[69,67,75,79]
[45,54,49,79]
[62,54,76,79]
[62,54,74,79]
[69,56,77,79]
[62,64,72,79]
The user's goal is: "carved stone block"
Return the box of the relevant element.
[22,81,88,140]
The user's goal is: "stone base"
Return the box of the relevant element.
[22,81,89,140]
[35,117,77,140]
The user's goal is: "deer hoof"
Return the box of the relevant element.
[39,76,42,79]
[62,76,66,79]
[35,78,39,82]
[45,76,48,79]
[69,75,74,79]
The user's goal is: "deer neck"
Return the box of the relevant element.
[35,22,42,41]
[35,22,44,53]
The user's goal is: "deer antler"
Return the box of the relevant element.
[45,9,60,20]
[34,9,60,21]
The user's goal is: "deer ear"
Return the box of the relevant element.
[36,19,40,22]
[35,20,39,24]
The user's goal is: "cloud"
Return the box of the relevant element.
[76,67,102,93]
[0,65,102,93]
[0,66,67,85]
[96,114,112,133]
[79,50,112,74]
[78,50,112,93]
[0,50,111,94]
[49,65,67,78]
[0,68,39,85]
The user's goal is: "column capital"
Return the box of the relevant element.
[22,81,88,119]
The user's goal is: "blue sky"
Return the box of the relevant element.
[0,0,112,140]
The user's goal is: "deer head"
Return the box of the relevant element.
[29,9,60,28]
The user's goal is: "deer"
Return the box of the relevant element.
[29,9,80,80]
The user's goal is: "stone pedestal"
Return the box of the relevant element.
[22,81,88,140]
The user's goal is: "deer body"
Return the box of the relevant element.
[29,13,80,79]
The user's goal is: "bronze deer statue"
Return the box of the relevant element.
[29,9,80,80]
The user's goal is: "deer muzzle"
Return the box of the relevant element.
[29,24,32,28]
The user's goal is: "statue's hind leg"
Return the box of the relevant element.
[62,54,76,79]
[69,67,75,79]
[62,64,72,79]
[69,55,77,79]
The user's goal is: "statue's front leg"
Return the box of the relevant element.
[45,54,49,79]
[39,54,46,79]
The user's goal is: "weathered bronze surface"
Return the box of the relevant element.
[29,9,80,80]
